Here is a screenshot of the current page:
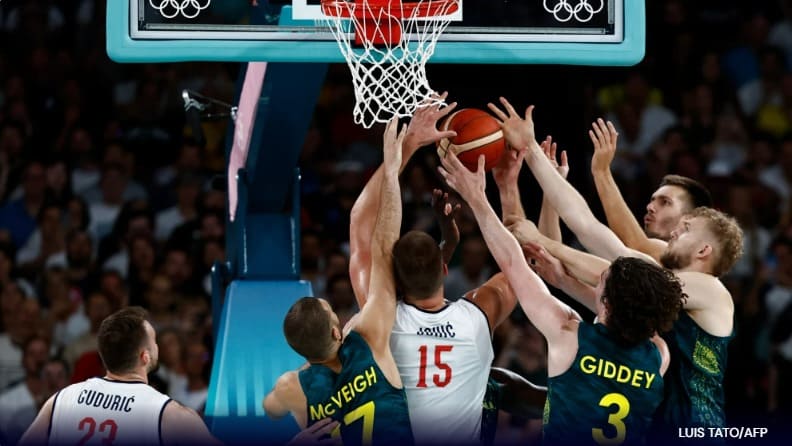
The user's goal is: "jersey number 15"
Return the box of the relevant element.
[416,345,453,388]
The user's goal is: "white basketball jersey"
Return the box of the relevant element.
[390,299,493,445]
[49,377,172,445]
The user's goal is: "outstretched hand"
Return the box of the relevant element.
[505,218,540,245]
[589,118,619,175]
[492,147,526,190]
[522,241,567,289]
[405,91,458,151]
[287,418,342,446]
[383,118,407,173]
[540,136,569,179]
[431,188,462,227]
[488,97,536,152]
[431,188,462,264]
[437,151,487,205]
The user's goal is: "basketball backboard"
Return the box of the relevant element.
[108,0,645,65]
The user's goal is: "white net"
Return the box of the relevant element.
[320,0,459,128]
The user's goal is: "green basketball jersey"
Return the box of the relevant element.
[658,311,732,429]
[481,377,501,446]
[543,322,664,446]
[299,331,414,446]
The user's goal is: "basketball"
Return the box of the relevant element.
[436,108,506,172]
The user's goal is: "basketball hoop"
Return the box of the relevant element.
[320,0,459,128]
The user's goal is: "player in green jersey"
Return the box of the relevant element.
[263,119,412,446]
[488,98,743,445]
[437,145,684,445]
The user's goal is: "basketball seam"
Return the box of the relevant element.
[441,110,462,132]
[446,130,504,153]
[437,140,448,158]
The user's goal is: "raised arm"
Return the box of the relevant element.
[492,144,527,223]
[507,218,610,287]
[536,136,568,242]
[354,119,404,355]
[431,188,461,265]
[438,151,580,344]
[349,95,457,307]
[589,118,667,261]
[263,370,308,427]
[488,98,653,264]
[521,241,599,313]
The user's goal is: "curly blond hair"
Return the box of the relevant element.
[686,207,744,277]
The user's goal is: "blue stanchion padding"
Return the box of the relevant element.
[205,280,313,445]
[242,214,299,279]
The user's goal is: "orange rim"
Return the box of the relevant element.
[320,0,460,19]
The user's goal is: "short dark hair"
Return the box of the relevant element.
[603,257,685,346]
[283,298,335,361]
[97,307,150,374]
[43,357,71,379]
[659,175,712,210]
[392,231,444,299]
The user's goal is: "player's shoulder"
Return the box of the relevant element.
[677,271,732,302]
[163,399,193,417]
[274,370,302,395]
[455,297,490,323]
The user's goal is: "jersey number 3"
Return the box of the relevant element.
[77,417,118,446]
[592,393,630,445]
[417,345,453,388]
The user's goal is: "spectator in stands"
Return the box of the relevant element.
[0,336,50,445]
[0,161,47,249]
[62,292,113,367]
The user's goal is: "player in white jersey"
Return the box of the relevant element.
[348,96,518,445]
[19,307,220,446]
[389,285,498,445]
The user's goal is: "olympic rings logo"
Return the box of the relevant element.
[149,0,211,19]
[543,0,604,23]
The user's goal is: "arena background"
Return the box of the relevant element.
[0,0,791,445]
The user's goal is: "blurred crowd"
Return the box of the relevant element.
[1,0,792,445]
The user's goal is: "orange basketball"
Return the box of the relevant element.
[436,108,506,172]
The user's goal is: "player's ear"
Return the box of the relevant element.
[696,243,712,260]
[141,348,150,366]
[443,263,449,276]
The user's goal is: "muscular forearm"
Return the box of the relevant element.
[524,143,594,235]
[511,223,607,287]
[592,169,656,256]
[524,144,632,261]
[438,219,459,265]
[497,179,527,223]
[537,196,562,242]
[469,197,550,296]
[350,156,412,249]
[349,151,414,304]
[490,367,547,419]
[553,273,598,313]
[372,167,402,260]
[542,239,608,287]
